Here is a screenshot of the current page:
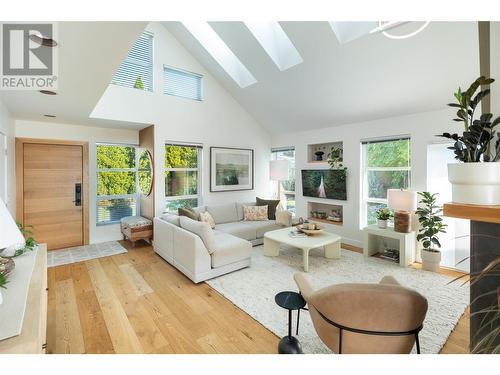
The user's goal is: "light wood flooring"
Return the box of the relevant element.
[47,241,470,354]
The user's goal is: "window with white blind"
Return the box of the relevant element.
[165,143,202,212]
[96,144,138,225]
[112,31,153,91]
[164,66,203,101]
[271,147,296,214]
[361,137,411,227]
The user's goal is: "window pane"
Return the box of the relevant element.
[139,171,152,195]
[367,139,410,167]
[272,149,296,213]
[285,193,296,214]
[165,145,199,168]
[165,198,198,213]
[368,170,410,199]
[97,145,135,169]
[165,171,198,196]
[98,172,136,196]
[367,202,387,226]
[97,198,137,224]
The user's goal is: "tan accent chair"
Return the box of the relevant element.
[294,273,428,354]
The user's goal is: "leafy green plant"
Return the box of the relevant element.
[0,272,8,289]
[415,192,447,252]
[438,76,500,162]
[134,75,145,90]
[376,207,392,221]
[327,146,345,170]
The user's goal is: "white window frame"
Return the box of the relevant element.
[360,137,411,228]
[96,143,139,225]
[165,142,203,211]
[163,65,204,101]
[271,146,296,213]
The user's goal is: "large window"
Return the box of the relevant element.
[361,137,411,226]
[112,31,153,91]
[165,143,202,212]
[164,66,203,101]
[271,147,296,214]
[97,144,138,224]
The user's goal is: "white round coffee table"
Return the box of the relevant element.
[263,227,341,272]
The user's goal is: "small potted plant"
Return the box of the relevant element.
[438,76,500,205]
[376,207,392,229]
[416,192,447,272]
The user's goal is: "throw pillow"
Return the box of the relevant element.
[179,216,217,254]
[199,211,216,229]
[178,207,199,221]
[243,205,268,221]
[275,210,292,227]
[256,197,280,220]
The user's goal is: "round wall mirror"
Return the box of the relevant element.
[138,150,154,196]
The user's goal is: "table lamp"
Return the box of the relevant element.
[387,189,417,233]
[270,159,289,205]
[0,197,25,253]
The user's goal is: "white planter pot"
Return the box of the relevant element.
[448,163,500,205]
[421,249,441,272]
[377,219,388,229]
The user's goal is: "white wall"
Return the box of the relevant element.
[0,99,16,216]
[15,120,139,244]
[91,22,272,217]
[273,108,459,247]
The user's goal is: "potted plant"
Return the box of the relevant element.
[438,76,500,205]
[375,207,392,229]
[415,192,447,272]
[0,271,7,305]
[0,222,37,258]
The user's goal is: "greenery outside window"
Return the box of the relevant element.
[361,137,411,226]
[165,143,202,212]
[97,144,138,225]
[271,147,296,214]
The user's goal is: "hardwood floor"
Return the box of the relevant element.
[47,241,470,354]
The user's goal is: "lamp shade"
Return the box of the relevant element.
[0,197,25,250]
[387,189,417,212]
[269,159,289,181]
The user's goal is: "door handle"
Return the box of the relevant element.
[74,183,82,206]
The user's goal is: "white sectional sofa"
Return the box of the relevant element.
[153,202,291,283]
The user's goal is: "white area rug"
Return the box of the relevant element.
[207,245,469,354]
[47,241,127,268]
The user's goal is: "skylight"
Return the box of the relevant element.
[182,22,257,88]
[244,22,303,71]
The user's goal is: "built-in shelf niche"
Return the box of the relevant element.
[307,201,343,226]
[307,141,343,163]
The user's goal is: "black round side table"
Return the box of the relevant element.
[275,291,306,354]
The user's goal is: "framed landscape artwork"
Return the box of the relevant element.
[210,147,254,192]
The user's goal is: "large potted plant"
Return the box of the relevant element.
[438,76,500,205]
[416,192,447,272]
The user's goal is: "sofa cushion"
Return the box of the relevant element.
[199,211,216,229]
[236,201,256,221]
[179,216,217,254]
[243,205,268,221]
[178,207,199,221]
[256,197,281,220]
[211,232,252,268]
[160,213,180,226]
[215,222,257,241]
[241,220,283,238]
[192,206,206,214]
[206,203,239,224]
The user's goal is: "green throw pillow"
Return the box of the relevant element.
[256,197,280,220]
[178,207,199,221]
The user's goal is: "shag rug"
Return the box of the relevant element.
[47,241,127,268]
[207,245,469,354]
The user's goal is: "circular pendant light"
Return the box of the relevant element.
[380,21,430,40]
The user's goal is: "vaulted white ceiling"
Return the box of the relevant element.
[165,21,480,134]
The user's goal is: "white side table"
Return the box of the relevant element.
[363,225,416,267]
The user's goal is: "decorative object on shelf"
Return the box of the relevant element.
[378,248,400,263]
[387,189,417,233]
[314,151,324,161]
[415,192,447,273]
[376,207,392,229]
[0,257,15,276]
[301,169,347,200]
[438,76,500,205]
[210,147,254,192]
[138,149,154,197]
[0,197,25,305]
[327,145,344,169]
[269,159,289,207]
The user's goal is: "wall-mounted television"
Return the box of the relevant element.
[301,169,347,201]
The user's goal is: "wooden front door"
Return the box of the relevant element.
[22,142,85,250]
